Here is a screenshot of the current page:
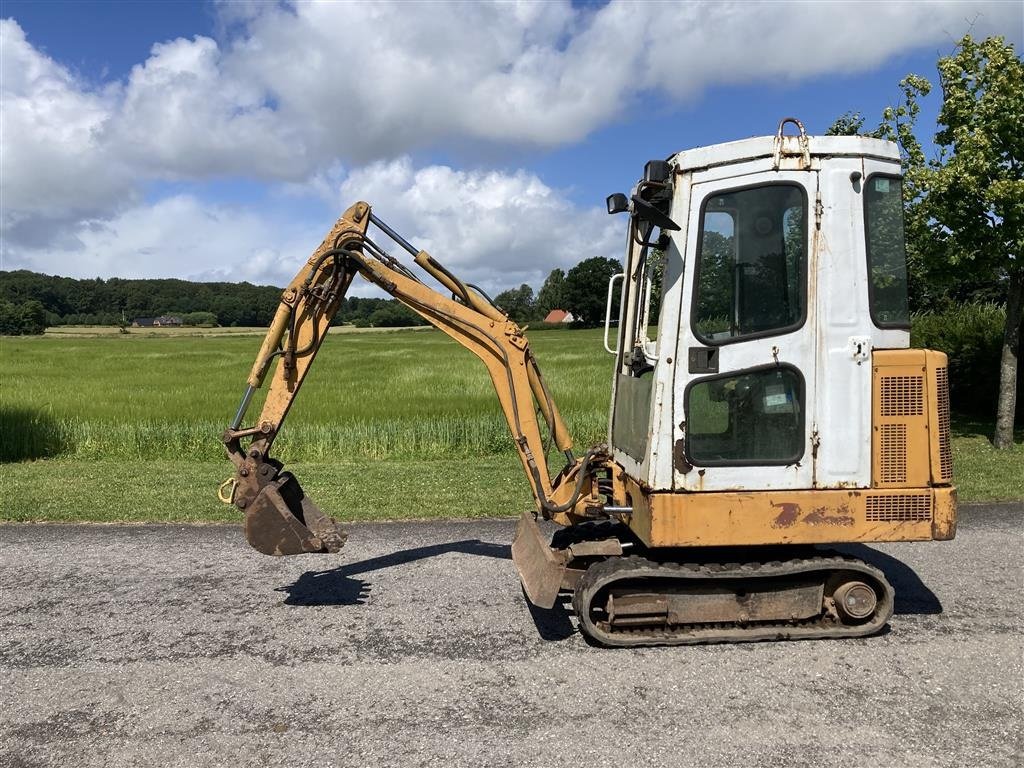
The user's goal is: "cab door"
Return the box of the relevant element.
[673,172,818,491]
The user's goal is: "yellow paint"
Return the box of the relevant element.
[624,479,957,547]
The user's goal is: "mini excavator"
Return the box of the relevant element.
[221,119,956,646]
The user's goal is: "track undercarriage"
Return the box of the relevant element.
[516,515,895,647]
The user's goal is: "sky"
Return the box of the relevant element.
[1,0,1022,296]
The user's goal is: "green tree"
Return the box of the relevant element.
[0,300,21,335]
[19,300,47,334]
[494,283,534,323]
[886,37,1022,447]
[563,257,623,327]
[534,268,566,319]
[182,311,218,327]
[928,37,1022,448]
[367,303,425,327]
[835,36,1022,447]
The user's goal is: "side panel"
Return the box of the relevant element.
[871,349,953,488]
[623,480,957,547]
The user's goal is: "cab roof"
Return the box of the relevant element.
[671,134,901,172]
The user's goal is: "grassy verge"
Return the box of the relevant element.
[949,416,1024,502]
[1,329,1020,523]
[0,458,534,523]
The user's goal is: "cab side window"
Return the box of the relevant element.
[693,184,807,343]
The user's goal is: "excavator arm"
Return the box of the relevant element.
[221,202,610,582]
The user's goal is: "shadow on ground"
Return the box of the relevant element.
[276,539,511,607]
[834,544,943,615]
[276,537,941,644]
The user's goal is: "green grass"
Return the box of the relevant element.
[0,327,611,463]
[1,327,1021,523]
[949,416,1024,502]
[0,458,533,523]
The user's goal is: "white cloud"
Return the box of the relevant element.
[338,158,621,293]
[2,1,1020,283]
[3,194,314,286]
[0,21,132,225]
[3,162,621,294]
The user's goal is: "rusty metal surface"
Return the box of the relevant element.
[626,479,958,548]
[511,511,567,609]
[238,464,346,556]
[605,579,824,626]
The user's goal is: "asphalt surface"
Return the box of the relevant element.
[2,505,1022,768]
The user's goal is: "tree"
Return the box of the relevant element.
[882,37,1022,448]
[834,36,1022,447]
[366,303,424,327]
[494,284,534,323]
[19,300,47,334]
[535,268,566,319]
[0,300,21,335]
[562,257,623,327]
[182,311,218,327]
[928,37,1022,448]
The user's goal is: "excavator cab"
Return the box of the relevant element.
[604,118,953,513]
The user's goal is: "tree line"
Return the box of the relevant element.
[0,253,624,335]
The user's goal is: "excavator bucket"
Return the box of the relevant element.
[242,471,347,556]
[511,511,568,609]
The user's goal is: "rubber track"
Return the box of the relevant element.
[571,553,895,647]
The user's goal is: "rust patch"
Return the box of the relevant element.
[772,501,854,528]
[771,502,801,528]
[802,505,855,527]
[932,515,957,540]
[673,438,692,474]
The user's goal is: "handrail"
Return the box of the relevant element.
[603,272,625,355]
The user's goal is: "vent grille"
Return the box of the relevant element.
[878,424,907,483]
[865,494,932,522]
[936,367,953,481]
[880,375,924,417]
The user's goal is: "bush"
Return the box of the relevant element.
[0,299,47,335]
[182,311,218,327]
[366,304,426,328]
[911,302,1020,417]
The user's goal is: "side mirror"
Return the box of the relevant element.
[606,193,629,215]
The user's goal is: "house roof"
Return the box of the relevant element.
[543,309,571,323]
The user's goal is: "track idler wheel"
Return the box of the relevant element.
[832,580,878,623]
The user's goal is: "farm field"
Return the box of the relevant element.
[0,327,605,522]
[1,327,1021,522]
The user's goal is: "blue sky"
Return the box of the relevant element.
[2,0,1021,294]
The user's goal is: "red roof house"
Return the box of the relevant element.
[542,309,574,323]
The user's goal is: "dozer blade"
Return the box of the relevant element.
[243,472,347,556]
[512,511,567,609]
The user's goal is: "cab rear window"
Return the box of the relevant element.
[864,175,910,328]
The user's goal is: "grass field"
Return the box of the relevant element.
[1,327,1021,522]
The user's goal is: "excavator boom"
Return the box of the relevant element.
[222,202,607,562]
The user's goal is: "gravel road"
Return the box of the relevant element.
[2,505,1022,768]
